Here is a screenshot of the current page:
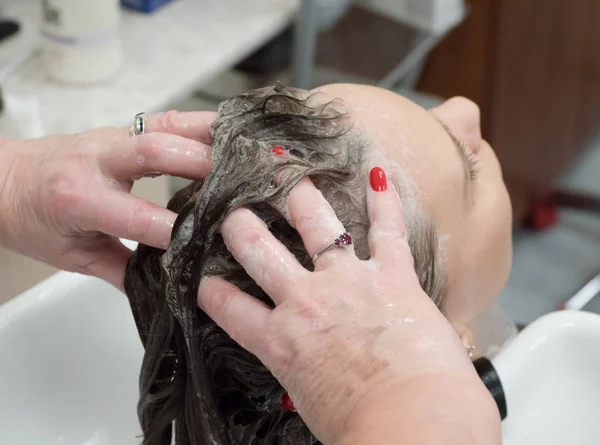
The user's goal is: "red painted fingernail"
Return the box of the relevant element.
[271,145,286,156]
[370,167,387,192]
[281,393,297,412]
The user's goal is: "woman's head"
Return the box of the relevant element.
[314,84,512,338]
[124,84,512,445]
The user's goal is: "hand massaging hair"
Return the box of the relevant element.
[124,85,446,445]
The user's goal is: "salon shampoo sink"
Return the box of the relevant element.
[0,272,143,444]
[1,270,600,444]
[494,310,600,444]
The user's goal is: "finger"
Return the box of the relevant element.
[197,276,270,355]
[367,166,413,268]
[100,132,212,182]
[128,110,217,144]
[81,189,176,250]
[73,238,132,290]
[222,208,307,304]
[287,178,354,270]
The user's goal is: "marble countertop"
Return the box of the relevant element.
[0,0,298,138]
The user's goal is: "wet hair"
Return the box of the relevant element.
[124,85,446,445]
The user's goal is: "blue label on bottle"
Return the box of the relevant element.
[121,0,173,13]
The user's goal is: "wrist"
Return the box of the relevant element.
[0,138,19,246]
[334,374,501,445]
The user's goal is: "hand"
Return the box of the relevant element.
[197,171,493,444]
[0,111,215,289]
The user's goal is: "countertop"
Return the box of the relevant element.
[0,0,298,138]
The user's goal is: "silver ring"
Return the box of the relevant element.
[129,112,148,137]
[311,232,353,263]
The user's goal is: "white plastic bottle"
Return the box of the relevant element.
[41,0,122,84]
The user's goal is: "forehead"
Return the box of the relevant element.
[314,84,468,226]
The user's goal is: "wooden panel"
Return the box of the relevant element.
[492,0,590,179]
[490,0,597,217]
[418,0,600,220]
[576,0,600,145]
[418,0,499,131]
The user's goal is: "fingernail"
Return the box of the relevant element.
[370,167,388,192]
[271,145,286,156]
[281,393,297,412]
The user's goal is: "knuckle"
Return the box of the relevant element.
[225,227,266,261]
[49,175,85,218]
[200,285,251,349]
[389,234,413,258]
[236,226,264,247]
[222,209,264,245]
[293,285,328,317]
[204,285,235,322]
[293,301,321,320]
[161,110,180,131]
[134,134,162,163]
[70,137,98,165]
[370,227,407,244]
[263,331,293,374]
[295,210,343,236]
[380,218,405,235]
[373,237,414,266]
[126,202,153,239]
[293,213,315,233]
[150,110,181,133]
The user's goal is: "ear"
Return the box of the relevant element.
[429,97,483,154]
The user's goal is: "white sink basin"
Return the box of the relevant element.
[494,310,600,445]
[1,271,599,444]
[0,272,143,445]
